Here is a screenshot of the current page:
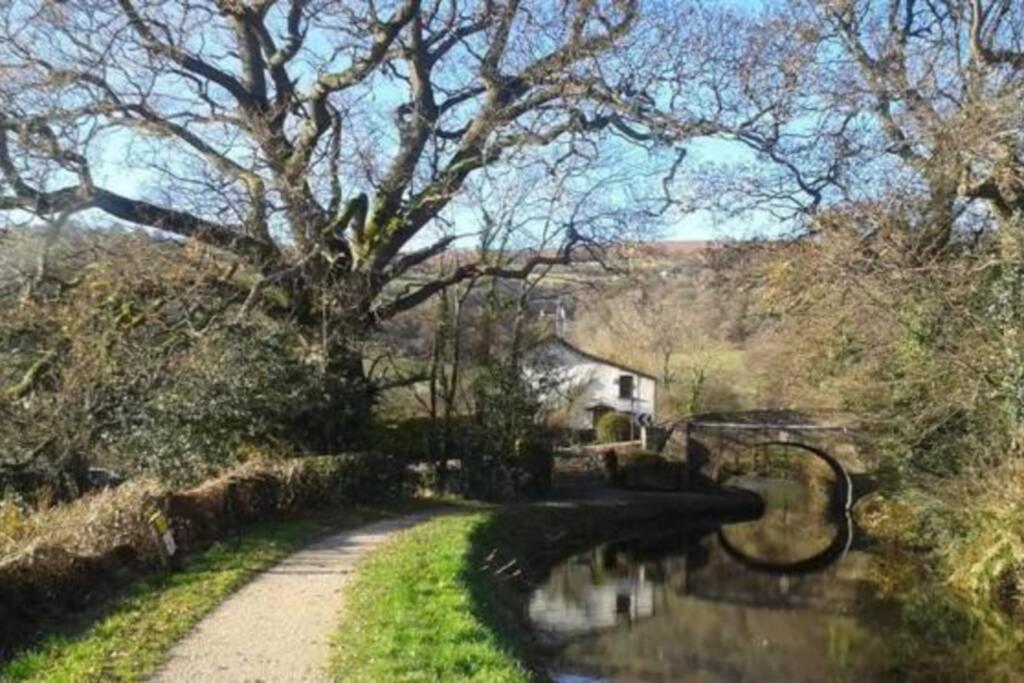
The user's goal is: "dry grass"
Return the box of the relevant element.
[1,453,406,565]
[0,480,163,567]
[944,463,1024,621]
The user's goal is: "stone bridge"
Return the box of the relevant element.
[665,410,874,509]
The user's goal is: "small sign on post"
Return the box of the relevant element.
[148,510,177,567]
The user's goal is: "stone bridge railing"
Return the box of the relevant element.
[660,410,872,504]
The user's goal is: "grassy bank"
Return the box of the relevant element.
[328,492,1020,683]
[1,506,392,682]
[331,512,532,683]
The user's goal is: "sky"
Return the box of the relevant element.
[663,140,783,241]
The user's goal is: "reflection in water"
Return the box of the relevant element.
[528,479,889,682]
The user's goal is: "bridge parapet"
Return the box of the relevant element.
[673,410,870,505]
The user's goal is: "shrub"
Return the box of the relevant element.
[596,412,633,443]
[0,231,365,499]
[900,590,978,649]
[371,416,477,464]
[513,436,554,496]
[371,417,433,462]
[122,329,326,485]
[464,361,552,500]
[472,362,542,456]
[942,465,1024,621]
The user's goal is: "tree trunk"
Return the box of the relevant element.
[428,294,445,471]
[313,341,373,452]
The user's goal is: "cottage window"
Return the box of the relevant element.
[618,374,634,399]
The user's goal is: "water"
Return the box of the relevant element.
[528,477,892,682]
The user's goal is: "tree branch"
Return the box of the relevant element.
[373,232,586,321]
[116,0,265,110]
[1,122,275,265]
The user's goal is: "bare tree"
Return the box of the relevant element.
[686,2,1024,489]
[814,0,1021,241]
[0,0,735,398]
[673,0,1023,248]
[403,175,577,464]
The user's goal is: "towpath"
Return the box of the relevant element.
[151,510,440,682]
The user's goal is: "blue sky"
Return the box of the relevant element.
[664,139,779,241]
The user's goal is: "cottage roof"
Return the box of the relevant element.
[527,335,657,381]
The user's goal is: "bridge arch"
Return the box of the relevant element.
[678,410,866,508]
[674,412,864,574]
[734,440,854,512]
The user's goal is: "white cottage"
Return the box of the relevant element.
[524,336,657,432]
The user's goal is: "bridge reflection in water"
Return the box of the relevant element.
[528,481,889,683]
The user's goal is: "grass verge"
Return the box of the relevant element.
[331,512,531,683]
[1,506,395,682]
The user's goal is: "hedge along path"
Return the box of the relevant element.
[150,510,443,683]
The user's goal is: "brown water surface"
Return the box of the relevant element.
[528,477,888,682]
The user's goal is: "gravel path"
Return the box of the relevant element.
[151,510,440,683]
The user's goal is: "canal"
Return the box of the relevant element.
[528,475,892,682]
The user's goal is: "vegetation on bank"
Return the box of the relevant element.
[0,454,409,663]
[858,486,1024,681]
[0,232,365,503]
[748,215,1024,672]
[331,512,531,683]
[0,510,375,682]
